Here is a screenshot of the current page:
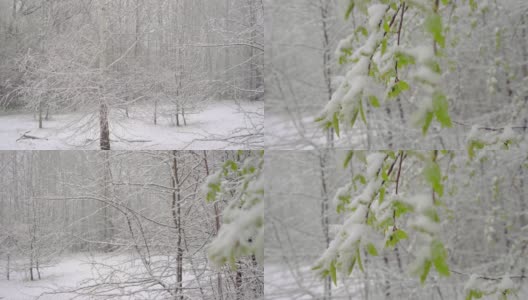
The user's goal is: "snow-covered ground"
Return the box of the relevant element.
[265,112,366,150]
[0,253,104,300]
[265,111,468,150]
[265,263,363,300]
[0,252,207,300]
[0,100,263,150]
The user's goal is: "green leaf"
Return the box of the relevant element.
[386,229,408,248]
[388,81,410,98]
[424,161,444,197]
[356,26,368,37]
[343,151,354,168]
[348,257,356,275]
[359,100,367,124]
[425,14,445,48]
[469,0,477,11]
[432,92,452,127]
[330,260,337,286]
[369,95,380,107]
[206,183,221,202]
[366,243,378,256]
[393,201,413,218]
[311,264,322,271]
[465,291,472,300]
[350,110,359,128]
[394,229,408,240]
[383,19,390,33]
[381,38,388,55]
[379,187,386,204]
[466,289,484,300]
[356,248,364,272]
[420,260,432,284]
[333,112,340,137]
[353,174,367,185]
[345,1,355,20]
[395,52,416,68]
[431,240,450,276]
[225,160,238,171]
[422,111,434,135]
[468,140,485,159]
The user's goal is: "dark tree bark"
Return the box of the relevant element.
[171,151,183,300]
[99,103,110,150]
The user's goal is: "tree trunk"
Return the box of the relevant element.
[38,100,43,129]
[6,253,10,280]
[102,151,113,251]
[203,151,224,300]
[171,151,183,300]
[224,0,230,87]
[235,267,243,300]
[154,99,157,125]
[36,259,41,280]
[100,103,110,150]
[175,105,180,127]
[319,152,331,300]
[9,0,17,36]
[135,0,141,57]
[29,239,34,281]
[384,255,391,299]
[320,1,334,147]
[98,0,110,150]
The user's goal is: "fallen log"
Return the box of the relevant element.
[16,131,48,142]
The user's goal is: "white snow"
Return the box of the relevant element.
[264,112,367,150]
[366,152,386,178]
[401,193,433,213]
[265,263,362,300]
[409,215,440,234]
[500,126,515,142]
[467,124,482,142]
[464,273,480,292]
[367,4,388,29]
[498,273,514,291]
[0,252,204,300]
[0,100,263,150]
[0,253,94,300]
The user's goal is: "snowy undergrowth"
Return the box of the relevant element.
[0,100,263,150]
[0,252,210,300]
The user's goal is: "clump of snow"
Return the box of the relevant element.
[368,4,388,29]
[467,124,482,142]
[500,126,515,142]
[400,193,432,213]
[498,273,514,291]
[409,215,440,234]
[409,243,432,274]
[205,153,264,268]
[353,178,383,205]
[366,152,386,178]
[407,45,435,64]
[204,170,221,192]
[464,273,481,292]
[208,200,264,267]
[333,183,352,205]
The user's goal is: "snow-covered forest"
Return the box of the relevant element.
[2,1,528,299]
[265,0,528,149]
[265,149,527,299]
[0,0,263,150]
[0,150,264,299]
